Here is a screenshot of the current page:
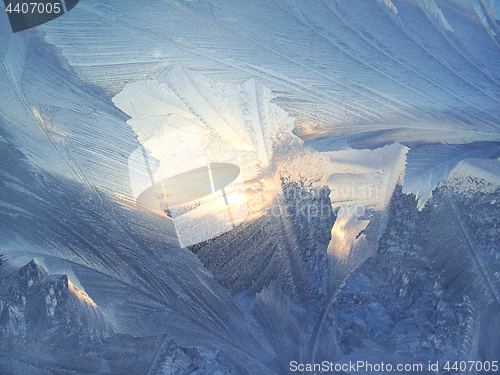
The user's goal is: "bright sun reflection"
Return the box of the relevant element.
[68,279,97,308]
[330,217,350,259]
[245,176,281,220]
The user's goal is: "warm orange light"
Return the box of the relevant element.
[68,279,98,308]
[330,217,349,258]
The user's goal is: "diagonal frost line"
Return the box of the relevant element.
[178,1,398,121]
[75,3,373,123]
[414,3,500,88]
[4,137,240,334]
[146,337,175,375]
[446,193,499,303]
[274,0,445,121]
[321,0,500,126]
[60,0,68,13]
[375,0,500,100]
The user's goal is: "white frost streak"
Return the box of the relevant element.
[377,0,399,15]
[419,0,455,31]
[113,65,295,186]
